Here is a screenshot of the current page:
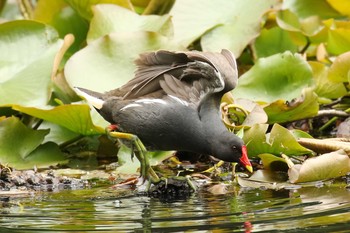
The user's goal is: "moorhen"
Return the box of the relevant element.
[75,49,252,182]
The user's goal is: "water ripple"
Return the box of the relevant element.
[0,185,349,232]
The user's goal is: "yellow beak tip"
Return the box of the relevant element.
[245,165,253,173]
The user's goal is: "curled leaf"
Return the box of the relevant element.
[297,138,350,155]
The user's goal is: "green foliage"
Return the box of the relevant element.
[114,144,174,175]
[233,52,319,123]
[243,123,311,158]
[0,117,67,169]
[0,20,62,107]
[0,0,349,184]
[87,4,173,43]
[12,104,105,135]
[233,52,313,103]
[253,27,299,58]
[170,0,278,56]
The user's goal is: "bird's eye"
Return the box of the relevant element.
[232,145,237,150]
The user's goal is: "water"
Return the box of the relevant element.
[1,184,350,232]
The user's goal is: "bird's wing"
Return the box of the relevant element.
[108,50,238,107]
[185,49,238,92]
[114,50,190,99]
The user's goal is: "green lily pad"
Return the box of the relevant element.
[276,9,324,37]
[33,0,89,57]
[327,0,350,17]
[12,104,104,135]
[115,144,174,175]
[309,61,347,99]
[243,123,311,158]
[0,117,67,169]
[264,88,319,124]
[282,0,341,20]
[258,153,288,172]
[328,51,350,83]
[38,121,80,145]
[65,31,179,93]
[253,27,298,58]
[170,0,278,56]
[233,52,313,103]
[290,129,313,139]
[232,52,317,123]
[288,150,350,183]
[65,0,134,20]
[88,4,173,43]
[0,20,62,107]
[276,9,301,32]
[327,26,350,55]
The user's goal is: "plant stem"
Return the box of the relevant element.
[17,0,34,19]
[59,135,84,150]
[319,107,350,132]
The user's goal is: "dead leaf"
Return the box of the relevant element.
[287,150,350,183]
[337,117,350,138]
[237,175,296,190]
[298,138,350,155]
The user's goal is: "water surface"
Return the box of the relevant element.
[1,184,350,232]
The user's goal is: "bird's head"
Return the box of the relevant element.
[233,144,253,173]
[213,136,253,173]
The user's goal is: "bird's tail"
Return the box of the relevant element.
[74,87,105,110]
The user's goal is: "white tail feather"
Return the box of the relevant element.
[74,87,104,110]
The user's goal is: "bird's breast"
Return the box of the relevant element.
[111,96,208,152]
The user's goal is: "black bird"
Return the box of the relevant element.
[75,49,252,182]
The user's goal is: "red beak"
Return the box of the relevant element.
[239,145,253,173]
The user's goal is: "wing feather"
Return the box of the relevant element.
[105,49,238,109]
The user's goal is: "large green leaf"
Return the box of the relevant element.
[327,0,350,17]
[0,1,22,20]
[258,153,288,171]
[327,26,350,55]
[12,104,105,135]
[264,88,319,124]
[39,121,80,145]
[114,144,174,175]
[170,0,278,56]
[0,20,62,107]
[65,0,134,20]
[328,51,350,83]
[243,123,311,158]
[253,27,298,58]
[234,53,319,123]
[276,9,324,37]
[0,117,67,169]
[65,31,179,93]
[309,61,347,99]
[33,0,89,57]
[232,52,313,103]
[88,4,172,43]
[283,0,341,20]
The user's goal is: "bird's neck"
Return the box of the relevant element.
[199,93,228,134]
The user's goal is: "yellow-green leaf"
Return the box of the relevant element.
[12,104,104,135]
